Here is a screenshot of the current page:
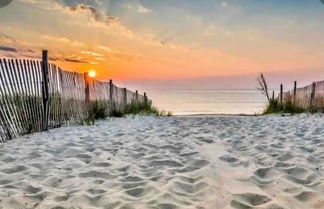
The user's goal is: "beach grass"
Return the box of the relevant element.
[124,101,172,116]
[263,99,305,114]
[80,100,172,125]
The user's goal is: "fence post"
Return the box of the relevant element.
[135,90,139,104]
[310,82,316,110]
[123,88,127,108]
[58,68,64,125]
[41,50,49,131]
[293,81,297,105]
[144,92,148,105]
[109,80,114,109]
[84,72,90,105]
[280,84,283,106]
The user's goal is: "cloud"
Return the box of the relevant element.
[125,2,152,14]
[81,50,103,57]
[0,46,18,52]
[42,34,85,47]
[97,45,111,52]
[0,34,29,45]
[69,3,119,25]
[221,1,228,8]
[64,57,91,63]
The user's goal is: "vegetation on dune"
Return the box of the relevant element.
[123,101,172,116]
[263,99,305,114]
[80,100,172,125]
[257,73,306,115]
[79,100,109,125]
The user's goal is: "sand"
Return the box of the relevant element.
[0,114,323,209]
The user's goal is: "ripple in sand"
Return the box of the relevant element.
[87,188,106,195]
[24,185,42,194]
[173,181,209,194]
[121,176,143,182]
[190,159,210,170]
[92,162,112,167]
[253,167,280,179]
[150,160,184,167]
[1,165,28,174]
[79,171,116,179]
[155,203,178,209]
[294,191,317,202]
[282,167,310,179]
[124,187,156,199]
[54,195,69,202]
[231,193,272,208]
[179,152,198,157]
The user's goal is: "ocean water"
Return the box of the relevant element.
[146,89,267,115]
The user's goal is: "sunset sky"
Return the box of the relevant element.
[1,0,324,89]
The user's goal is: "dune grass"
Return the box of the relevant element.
[263,99,305,115]
[124,101,171,116]
[80,100,172,125]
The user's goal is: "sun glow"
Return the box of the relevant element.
[88,71,97,78]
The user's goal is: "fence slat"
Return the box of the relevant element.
[2,59,25,135]
[0,59,17,139]
[0,55,149,142]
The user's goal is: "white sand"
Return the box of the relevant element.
[0,114,323,209]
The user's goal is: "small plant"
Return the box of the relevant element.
[263,99,280,114]
[79,101,109,125]
[79,112,95,125]
[91,100,109,120]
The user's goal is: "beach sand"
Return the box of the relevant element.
[0,114,323,209]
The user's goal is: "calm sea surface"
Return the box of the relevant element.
[146,89,267,115]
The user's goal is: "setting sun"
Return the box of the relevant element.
[88,71,96,78]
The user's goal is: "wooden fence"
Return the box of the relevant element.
[280,80,324,109]
[0,51,149,142]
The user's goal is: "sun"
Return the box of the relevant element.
[88,71,97,78]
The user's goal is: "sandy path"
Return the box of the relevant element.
[0,115,323,209]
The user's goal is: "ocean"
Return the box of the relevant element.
[146,89,268,115]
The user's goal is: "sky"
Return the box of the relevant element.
[0,0,324,89]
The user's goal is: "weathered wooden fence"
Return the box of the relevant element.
[280,80,324,109]
[0,51,149,142]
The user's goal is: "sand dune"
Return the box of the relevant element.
[0,114,323,209]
